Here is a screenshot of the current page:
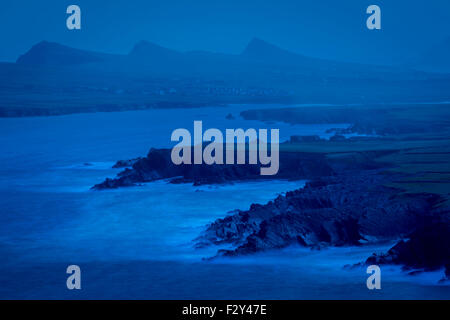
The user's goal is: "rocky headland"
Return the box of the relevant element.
[365,221,450,281]
[195,170,443,256]
[92,138,450,279]
[92,146,334,189]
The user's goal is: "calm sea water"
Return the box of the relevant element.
[0,105,448,299]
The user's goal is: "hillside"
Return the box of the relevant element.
[0,39,449,117]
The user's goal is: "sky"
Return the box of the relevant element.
[1,0,449,65]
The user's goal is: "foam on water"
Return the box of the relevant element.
[0,105,448,299]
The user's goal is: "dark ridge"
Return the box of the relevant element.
[365,220,450,281]
[240,37,314,67]
[128,40,181,59]
[92,147,336,189]
[16,41,107,66]
[197,171,442,257]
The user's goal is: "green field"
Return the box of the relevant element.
[276,104,450,206]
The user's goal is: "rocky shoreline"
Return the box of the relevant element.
[92,142,450,281]
[240,104,450,136]
[195,170,442,253]
[195,167,449,281]
[92,146,334,189]
[365,221,450,282]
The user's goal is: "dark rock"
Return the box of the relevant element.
[225,113,235,120]
[112,157,143,168]
[197,171,442,257]
[219,214,363,256]
[92,147,335,189]
[365,221,450,273]
[290,135,322,143]
[329,134,346,141]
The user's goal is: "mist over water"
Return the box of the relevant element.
[0,105,448,299]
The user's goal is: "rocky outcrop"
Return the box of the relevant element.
[92,147,335,189]
[196,171,441,257]
[91,142,449,273]
[290,135,323,143]
[365,221,450,278]
[112,157,143,168]
[329,134,347,141]
[225,113,235,120]
[217,215,363,256]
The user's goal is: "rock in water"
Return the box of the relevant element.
[196,171,441,257]
[366,221,450,274]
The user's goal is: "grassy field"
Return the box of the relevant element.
[277,104,450,207]
[377,147,450,206]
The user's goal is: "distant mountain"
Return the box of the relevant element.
[4,38,450,116]
[241,37,319,67]
[15,38,399,75]
[16,40,239,75]
[239,37,397,75]
[16,41,117,66]
[17,38,449,77]
[415,37,450,73]
[12,38,355,71]
[127,40,206,73]
[129,40,182,62]
[13,38,439,84]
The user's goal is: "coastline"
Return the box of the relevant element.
[87,102,450,283]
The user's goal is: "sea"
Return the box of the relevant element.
[0,104,448,299]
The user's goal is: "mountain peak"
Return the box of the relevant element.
[240,37,313,68]
[16,41,104,66]
[34,40,53,47]
[27,41,69,53]
[247,37,270,46]
[241,38,281,56]
[129,40,180,57]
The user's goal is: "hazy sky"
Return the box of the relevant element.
[1,0,449,64]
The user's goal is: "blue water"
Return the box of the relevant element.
[0,105,449,299]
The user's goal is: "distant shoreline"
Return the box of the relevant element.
[1,100,450,119]
[0,101,228,118]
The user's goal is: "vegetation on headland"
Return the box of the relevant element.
[246,103,450,206]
